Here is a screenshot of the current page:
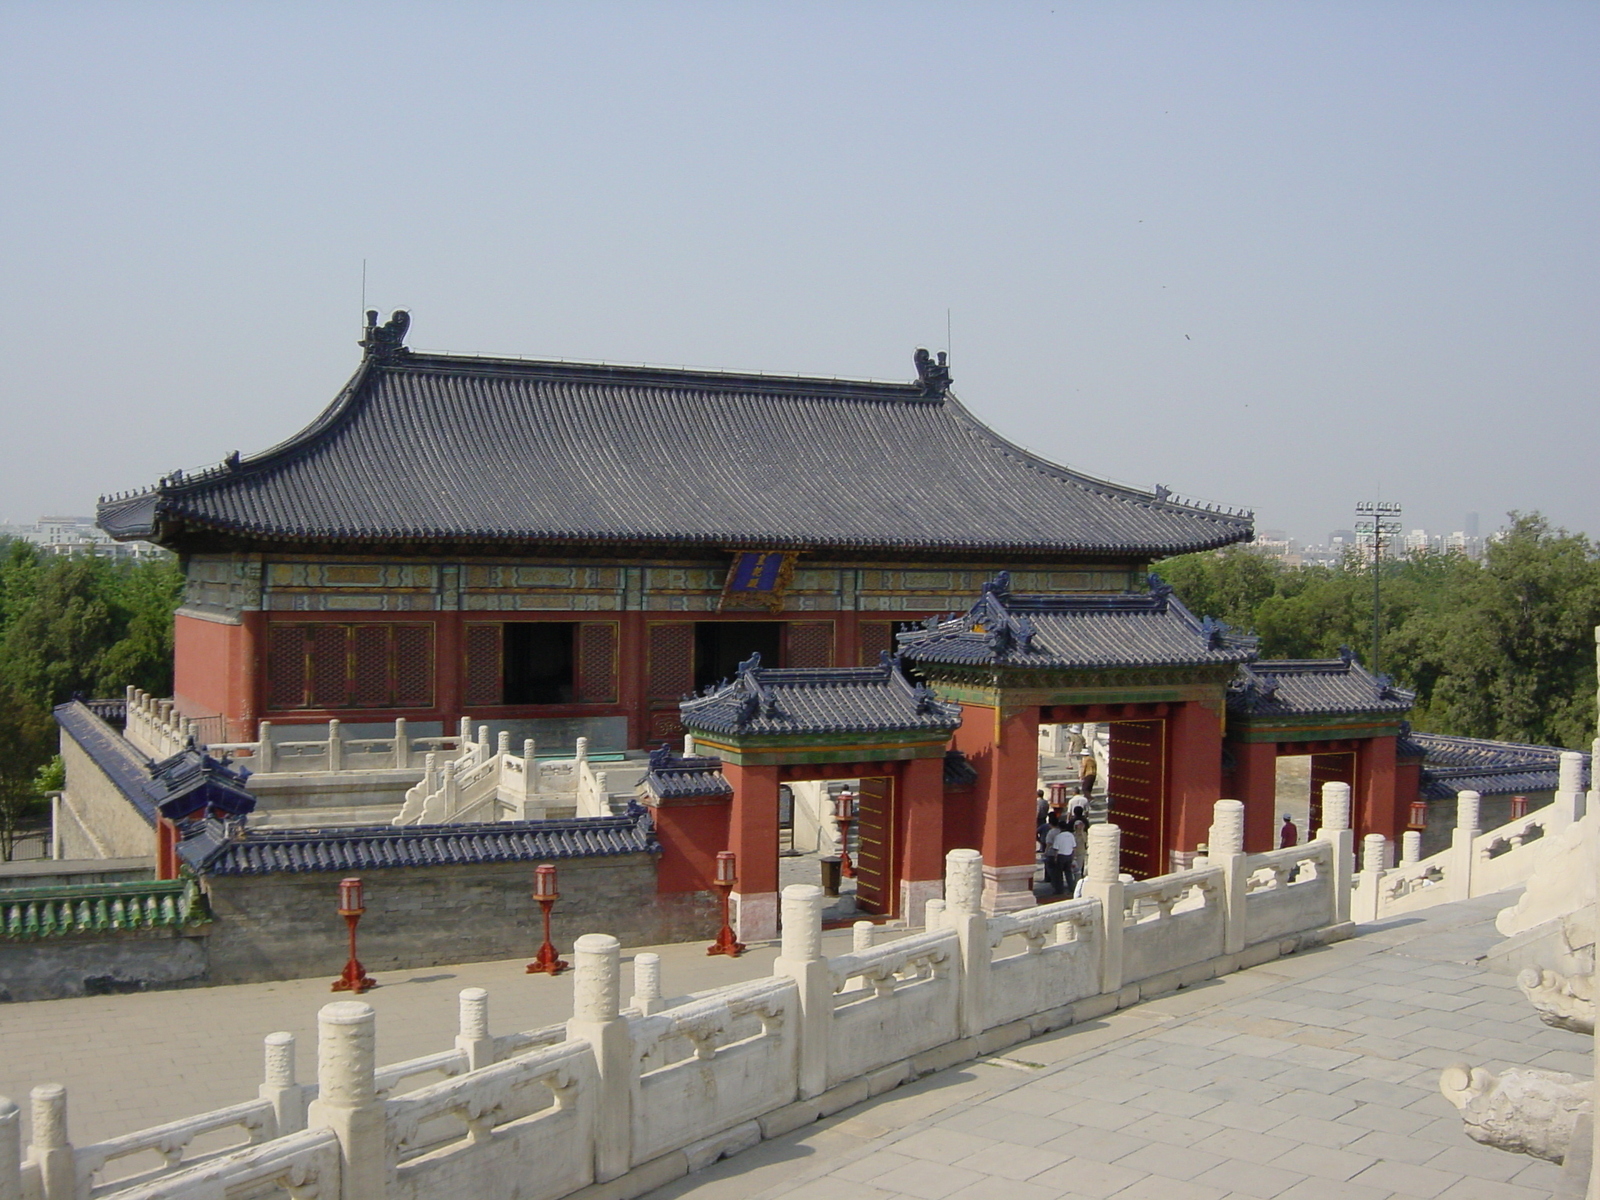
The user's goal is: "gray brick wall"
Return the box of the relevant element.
[201,855,720,985]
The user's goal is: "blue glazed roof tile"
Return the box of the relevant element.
[179,806,658,876]
[98,341,1252,558]
[680,654,962,738]
[898,574,1257,672]
[1410,731,1592,800]
[1227,654,1414,719]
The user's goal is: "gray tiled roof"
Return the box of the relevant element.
[53,702,255,824]
[680,653,962,738]
[639,748,733,801]
[898,576,1257,671]
[98,345,1252,557]
[1227,656,1414,719]
[1409,731,1591,800]
[180,808,657,875]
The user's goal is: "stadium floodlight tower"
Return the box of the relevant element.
[1353,500,1403,674]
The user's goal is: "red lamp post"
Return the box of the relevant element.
[1510,795,1529,820]
[1407,800,1428,831]
[834,789,855,879]
[706,850,744,958]
[331,876,376,994]
[526,863,568,975]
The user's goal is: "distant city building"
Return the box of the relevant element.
[0,515,166,560]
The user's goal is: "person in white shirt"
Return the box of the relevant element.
[1044,818,1077,895]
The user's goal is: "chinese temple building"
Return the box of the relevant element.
[97,311,1253,756]
[87,311,1451,937]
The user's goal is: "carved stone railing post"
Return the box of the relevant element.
[393,718,409,770]
[567,934,630,1182]
[1081,824,1124,996]
[1354,834,1387,923]
[455,988,494,1071]
[773,884,829,1099]
[630,952,664,1015]
[26,1085,72,1200]
[852,920,875,954]
[260,1031,306,1135]
[326,719,343,774]
[923,897,946,930]
[1552,750,1584,831]
[1451,790,1481,902]
[458,716,472,746]
[307,1001,384,1200]
[257,720,275,772]
[0,1095,19,1200]
[1317,782,1354,925]
[945,849,990,1038]
[1209,800,1248,956]
[1401,831,1422,865]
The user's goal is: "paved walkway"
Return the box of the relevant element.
[647,893,1581,1200]
[0,893,1583,1199]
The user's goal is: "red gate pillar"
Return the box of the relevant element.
[1229,739,1279,852]
[968,704,1040,914]
[1357,734,1400,847]
[722,761,781,941]
[1167,699,1224,865]
[896,756,946,922]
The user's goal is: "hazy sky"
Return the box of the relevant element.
[2,2,1594,545]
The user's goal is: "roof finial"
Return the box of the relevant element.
[360,309,411,361]
[913,347,951,397]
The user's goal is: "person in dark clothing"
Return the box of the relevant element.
[1280,813,1299,848]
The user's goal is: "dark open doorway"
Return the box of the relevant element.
[694,621,782,691]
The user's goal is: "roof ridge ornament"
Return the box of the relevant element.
[360,309,411,362]
[913,347,951,397]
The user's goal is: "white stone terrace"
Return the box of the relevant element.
[0,891,1573,1200]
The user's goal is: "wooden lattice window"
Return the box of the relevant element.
[858,621,893,666]
[263,623,436,711]
[307,625,350,710]
[463,624,504,708]
[576,622,619,703]
[393,625,434,708]
[647,623,695,699]
[786,621,834,668]
[266,625,307,710]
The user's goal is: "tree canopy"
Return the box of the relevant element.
[0,540,182,855]
[1157,513,1600,749]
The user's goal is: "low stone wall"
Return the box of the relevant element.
[202,856,719,985]
[0,930,210,1002]
[56,730,156,861]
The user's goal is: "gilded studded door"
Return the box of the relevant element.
[854,776,896,915]
[1107,720,1167,878]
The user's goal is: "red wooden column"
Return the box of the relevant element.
[895,755,946,920]
[951,703,1039,913]
[1229,739,1279,852]
[435,612,463,729]
[1357,734,1400,846]
[617,612,647,749]
[1166,699,1224,862]
[235,610,265,742]
[722,761,781,940]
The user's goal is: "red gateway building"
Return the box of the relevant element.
[97,313,1416,928]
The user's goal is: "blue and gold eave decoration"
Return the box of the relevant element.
[718,551,798,614]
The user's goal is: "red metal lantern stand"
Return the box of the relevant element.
[707,850,745,958]
[526,863,568,975]
[1407,800,1428,830]
[331,876,377,994]
[834,789,856,879]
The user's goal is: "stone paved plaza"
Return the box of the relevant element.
[0,892,1585,1199]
